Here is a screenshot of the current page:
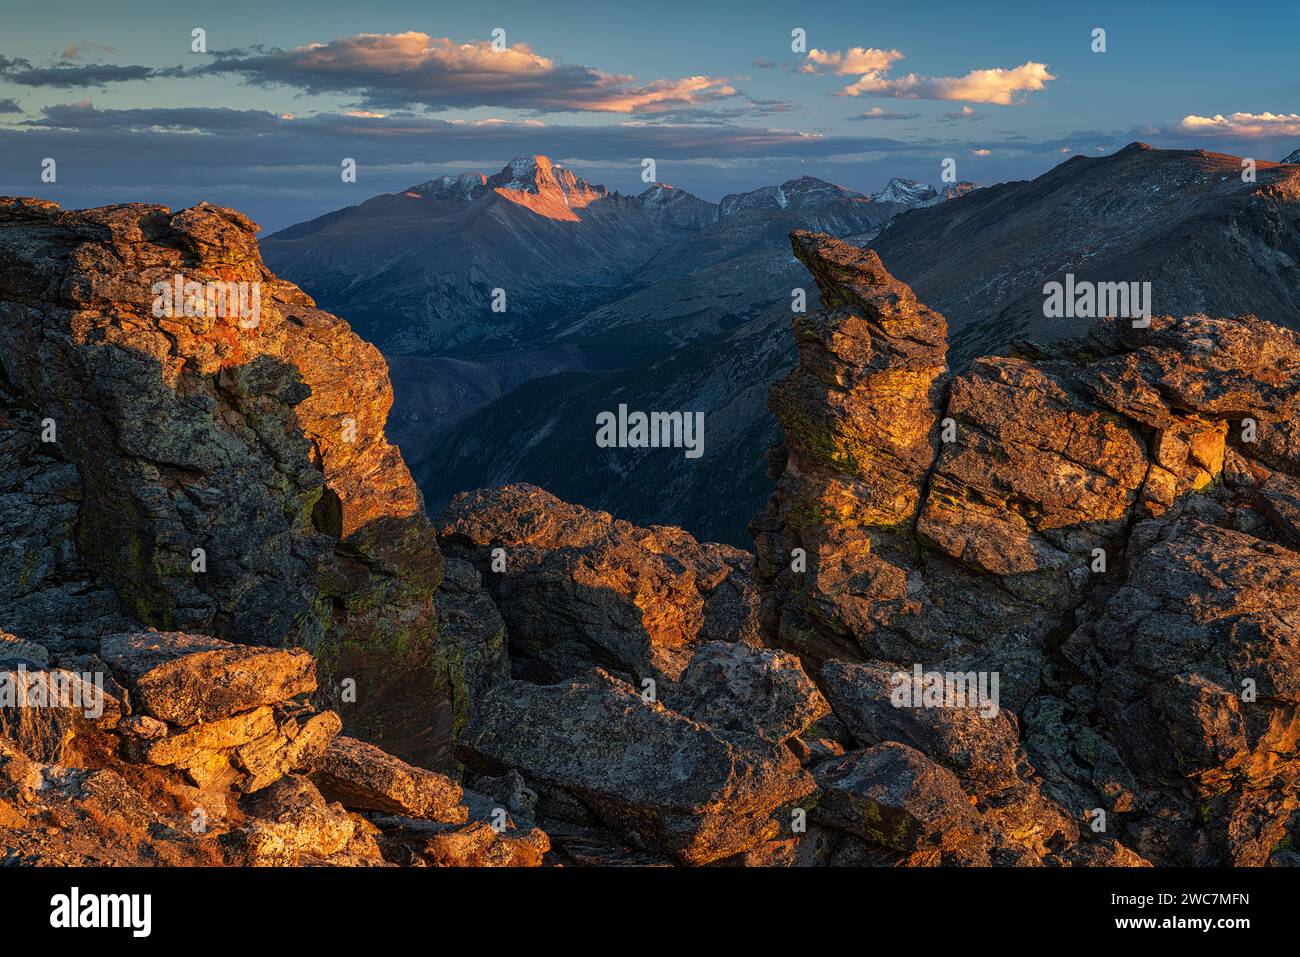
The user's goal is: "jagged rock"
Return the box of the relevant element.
[232,708,341,793]
[239,775,382,864]
[0,664,124,765]
[1048,840,1152,867]
[917,356,1148,576]
[0,198,449,762]
[0,632,49,669]
[754,231,1300,866]
[668,641,828,744]
[0,625,515,865]
[458,669,816,865]
[1061,517,1300,864]
[371,798,551,868]
[142,707,279,767]
[312,735,466,823]
[408,819,549,867]
[821,660,1022,796]
[812,742,990,864]
[100,631,315,726]
[437,484,761,684]
[432,556,509,747]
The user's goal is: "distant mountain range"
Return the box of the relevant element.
[261,156,975,543]
[261,145,1300,549]
[872,142,1300,364]
[262,154,971,359]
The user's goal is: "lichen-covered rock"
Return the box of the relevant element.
[0,629,541,866]
[311,735,466,823]
[458,669,816,865]
[0,198,446,762]
[1060,517,1300,864]
[754,230,1300,866]
[101,631,315,726]
[812,742,989,864]
[437,484,761,684]
[668,641,828,744]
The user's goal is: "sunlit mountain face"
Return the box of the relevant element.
[2,0,1300,897]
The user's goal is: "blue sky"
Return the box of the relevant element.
[2,0,1297,230]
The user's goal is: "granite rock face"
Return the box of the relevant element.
[753,230,1300,865]
[0,197,461,763]
[437,484,761,685]
[4,197,1300,869]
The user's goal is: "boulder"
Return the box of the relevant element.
[311,735,466,823]
[438,484,760,683]
[458,669,816,865]
[812,742,988,862]
[100,631,315,726]
[669,641,828,743]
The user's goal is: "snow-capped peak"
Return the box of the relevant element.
[872,178,940,206]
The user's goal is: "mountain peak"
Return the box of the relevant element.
[634,182,720,228]
[872,178,939,206]
[1283,148,1300,164]
[484,155,607,216]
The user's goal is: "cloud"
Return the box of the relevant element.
[845,61,1055,104]
[752,58,776,69]
[802,48,1055,105]
[851,107,921,121]
[10,101,927,163]
[199,32,738,114]
[1178,111,1300,137]
[972,148,991,156]
[802,47,904,76]
[61,41,115,60]
[4,101,1132,231]
[0,98,21,114]
[0,53,179,87]
[941,105,986,121]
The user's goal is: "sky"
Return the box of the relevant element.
[1,0,1298,231]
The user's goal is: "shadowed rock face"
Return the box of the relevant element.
[0,197,454,763]
[754,230,1300,865]
[437,483,761,685]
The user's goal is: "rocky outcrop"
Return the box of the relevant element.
[5,191,1300,869]
[0,630,541,866]
[754,230,1300,865]
[0,197,474,765]
[457,667,817,865]
[437,484,761,685]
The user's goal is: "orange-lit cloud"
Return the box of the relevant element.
[845,61,1054,103]
[801,47,904,75]
[1179,112,1300,137]
[803,46,1054,105]
[202,32,737,114]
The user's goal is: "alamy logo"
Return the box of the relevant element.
[151,274,261,331]
[49,887,151,937]
[596,404,704,459]
[0,666,106,720]
[1042,273,1151,327]
[889,664,1001,718]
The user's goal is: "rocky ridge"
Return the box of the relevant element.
[3,196,1299,867]
[751,230,1300,866]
